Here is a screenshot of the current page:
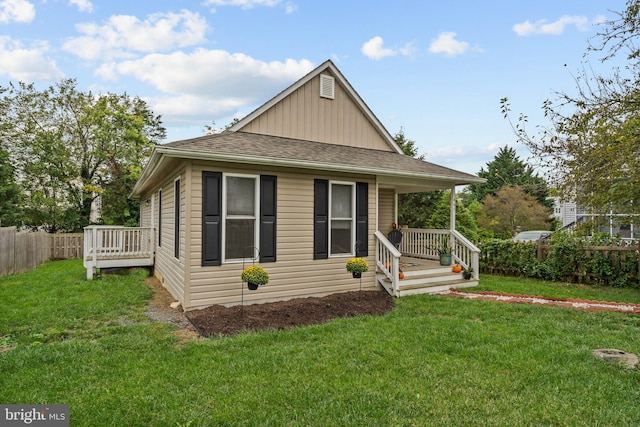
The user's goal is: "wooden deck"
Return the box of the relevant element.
[84,226,154,279]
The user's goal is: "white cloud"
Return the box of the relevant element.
[105,50,313,97]
[62,10,208,60]
[513,15,589,36]
[283,1,296,14]
[361,36,396,60]
[428,32,470,56]
[0,36,62,80]
[399,41,418,57]
[0,0,35,23]
[68,0,93,13]
[147,94,247,126]
[361,36,416,61]
[97,51,314,125]
[203,0,296,13]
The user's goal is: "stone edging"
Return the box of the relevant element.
[437,289,640,314]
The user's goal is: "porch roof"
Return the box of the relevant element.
[132,131,484,197]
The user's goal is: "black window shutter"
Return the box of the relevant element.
[313,179,329,259]
[158,190,162,247]
[202,172,222,266]
[174,179,180,259]
[355,182,369,257]
[260,175,277,263]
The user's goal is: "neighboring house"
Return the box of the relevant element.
[553,197,638,239]
[85,59,484,310]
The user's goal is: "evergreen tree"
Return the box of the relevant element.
[467,146,551,208]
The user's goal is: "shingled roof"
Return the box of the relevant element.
[161,130,480,180]
[132,59,484,198]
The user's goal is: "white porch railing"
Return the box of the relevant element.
[83,226,155,280]
[375,231,402,296]
[399,228,480,277]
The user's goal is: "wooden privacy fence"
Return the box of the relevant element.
[0,227,83,278]
[480,238,640,287]
[50,233,83,260]
[0,227,51,277]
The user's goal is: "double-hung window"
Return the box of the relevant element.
[224,174,258,261]
[329,182,355,256]
[202,171,277,266]
[314,179,368,259]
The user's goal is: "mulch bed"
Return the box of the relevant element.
[186,290,395,337]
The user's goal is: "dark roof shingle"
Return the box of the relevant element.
[163,131,481,183]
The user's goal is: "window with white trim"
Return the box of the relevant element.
[223,174,259,261]
[329,182,355,256]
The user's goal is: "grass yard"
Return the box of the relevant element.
[2,260,640,426]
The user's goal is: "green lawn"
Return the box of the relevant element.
[2,261,640,426]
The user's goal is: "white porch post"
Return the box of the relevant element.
[449,186,456,231]
[394,191,398,225]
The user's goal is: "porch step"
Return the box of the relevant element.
[376,268,478,297]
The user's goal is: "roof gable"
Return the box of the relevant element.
[229,60,403,154]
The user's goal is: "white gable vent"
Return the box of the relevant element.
[320,74,335,99]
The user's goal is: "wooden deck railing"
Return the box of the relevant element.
[83,226,154,279]
[376,228,480,295]
[399,228,480,274]
[375,231,402,296]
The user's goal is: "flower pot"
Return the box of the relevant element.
[247,282,259,290]
[439,254,452,266]
[352,272,362,279]
[462,272,472,280]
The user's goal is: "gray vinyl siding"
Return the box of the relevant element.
[185,160,378,309]
[239,71,393,152]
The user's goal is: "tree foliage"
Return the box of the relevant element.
[394,128,443,227]
[427,191,480,241]
[478,185,552,239]
[0,79,165,232]
[501,1,640,223]
[0,147,22,227]
[467,145,551,208]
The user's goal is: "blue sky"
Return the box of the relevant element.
[0,0,628,175]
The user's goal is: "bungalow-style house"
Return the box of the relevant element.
[84,59,484,310]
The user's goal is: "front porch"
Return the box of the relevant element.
[375,228,480,297]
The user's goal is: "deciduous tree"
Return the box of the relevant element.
[0,79,165,231]
[0,148,21,227]
[501,1,640,223]
[478,185,551,239]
